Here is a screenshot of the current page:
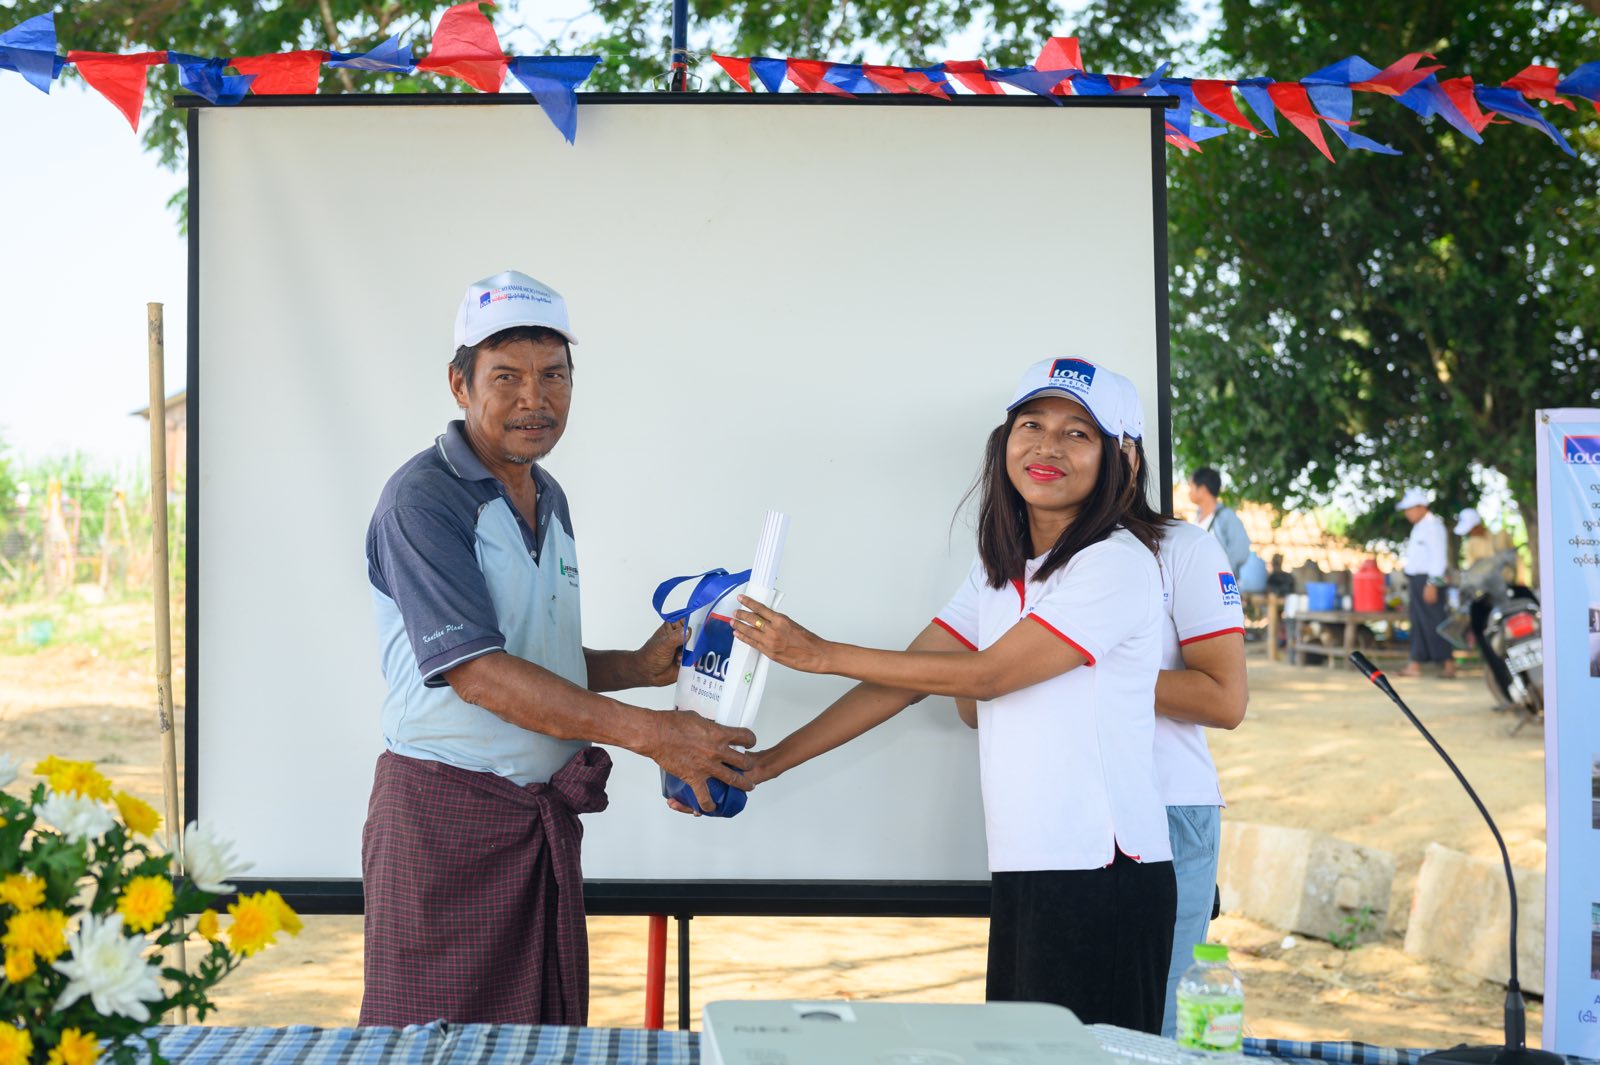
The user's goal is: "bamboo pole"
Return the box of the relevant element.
[147,303,189,1023]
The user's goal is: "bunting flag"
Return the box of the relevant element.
[232,50,327,95]
[415,0,507,93]
[0,12,59,93]
[66,51,166,129]
[326,36,415,72]
[3,9,1597,159]
[507,55,601,144]
[169,52,256,106]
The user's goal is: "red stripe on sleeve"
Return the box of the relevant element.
[1024,614,1096,665]
[932,617,978,651]
[1178,626,1246,647]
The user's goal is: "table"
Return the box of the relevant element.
[1282,609,1408,669]
[128,1023,1600,1065]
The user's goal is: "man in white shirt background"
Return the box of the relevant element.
[1397,487,1455,678]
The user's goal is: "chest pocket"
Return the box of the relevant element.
[474,498,587,688]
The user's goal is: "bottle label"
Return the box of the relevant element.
[1176,997,1244,1053]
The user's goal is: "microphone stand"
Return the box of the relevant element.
[1347,652,1561,1065]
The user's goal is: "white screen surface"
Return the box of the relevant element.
[192,97,1165,893]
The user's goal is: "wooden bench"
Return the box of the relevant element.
[1281,608,1410,669]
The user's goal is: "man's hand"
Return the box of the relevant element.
[636,620,686,687]
[1423,582,1439,606]
[731,596,833,674]
[643,710,756,813]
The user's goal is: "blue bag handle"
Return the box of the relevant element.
[652,568,752,625]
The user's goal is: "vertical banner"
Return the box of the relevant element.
[1539,407,1600,1055]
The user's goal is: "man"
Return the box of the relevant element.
[1455,506,1519,573]
[1188,467,1251,576]
[1398,487,1454,678]
[1118,385,1249,1037]
[360,269,756,1027]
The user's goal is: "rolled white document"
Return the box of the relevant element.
[714,511,789,729]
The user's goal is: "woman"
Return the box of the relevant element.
[729,358,1177,1032]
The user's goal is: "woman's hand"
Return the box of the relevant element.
[732,596,833,674]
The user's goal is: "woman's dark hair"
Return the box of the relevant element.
[450,325,573,391]
[967,408,1165,590]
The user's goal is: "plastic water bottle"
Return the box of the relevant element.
[1175,943,1244,1053]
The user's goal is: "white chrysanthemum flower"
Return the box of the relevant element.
[53,912,164,1022]
[0,752,18,788]
[35,791,116,843]
[180,822,253,892]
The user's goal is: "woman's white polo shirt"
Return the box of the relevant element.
[934,527,1170,873]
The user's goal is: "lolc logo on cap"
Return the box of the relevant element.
[1049,358,1097,394]
[1218,572,1241,606]
[479,291,494,308]
[1563,436,1600,464]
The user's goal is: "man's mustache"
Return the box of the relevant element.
[505,416,558,431]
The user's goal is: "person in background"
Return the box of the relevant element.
[1397,487,1454,678]
[1455,507,1517,572]
[1188,467,1251,576]
[1106,377,1250,1037]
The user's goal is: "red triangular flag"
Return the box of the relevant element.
[712,54,752,92]
[1267,82,1335,161]
[1439,76,1498,133]
[943,59,1004,95]
[231,50,327,95]
[785,59,849,95]
[862,64,910,93]
[1164,122,1202,153]
[1192,80,1265,135]
[417,0,507,93]
[1349,52,1441,97]
[1503,64,1576,110]
[1035,36,1082,73]
[67,51,166,131]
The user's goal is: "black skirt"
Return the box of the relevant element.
[987,850,1178,1033]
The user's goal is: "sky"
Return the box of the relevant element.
[1,74,189,476]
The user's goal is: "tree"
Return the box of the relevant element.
[1166,0,1600,552]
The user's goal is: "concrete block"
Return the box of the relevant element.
[1218,821,1395,944]
[1403,843,1543,994]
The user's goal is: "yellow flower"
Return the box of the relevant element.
[47,1029,100,1065]
[261,890,302,937]
[35,758,112,802]
[0,1024,34,1065]
[112,792,161,837]
[225,894,281,957]
[116,876,173,933]
[195,910,219,941]
[3,908,68,961]
[4,947,35,983]
[0,872,45,912]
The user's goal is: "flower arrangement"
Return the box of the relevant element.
[1,753,300,1065]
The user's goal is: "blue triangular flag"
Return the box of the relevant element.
[750,57,786,93]
[169,53,256,105]
[0,12,60,93]
[1306,84,1402,154]
[1475,86,1575,156]
[1235,78,1279,136]
[508,55,600,144]
[327,35,416,73]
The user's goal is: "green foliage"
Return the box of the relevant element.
[1328,905,1378,951]
[1167,1,1600,539]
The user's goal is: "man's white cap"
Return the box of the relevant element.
[1006,357,1131,438]
[453,269,578,349]
[1454,507,1483,536]
[1395,487,1431,511]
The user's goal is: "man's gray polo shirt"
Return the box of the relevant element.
[366,420,587,786]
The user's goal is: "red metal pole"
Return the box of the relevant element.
[644,914,667,1029]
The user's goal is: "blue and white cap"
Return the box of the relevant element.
[1006,357,1132,438]
[1115,372,1145,441]
[454,269,578,350]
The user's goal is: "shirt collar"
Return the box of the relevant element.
[436,420,554,518]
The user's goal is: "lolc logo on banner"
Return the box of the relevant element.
[1218,572,1241,606]
[1049,357,1096,394]
[1562,435,1600,463]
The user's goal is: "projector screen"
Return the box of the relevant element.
[184,94,1169,914]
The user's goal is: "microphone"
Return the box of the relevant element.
[1347,652,1560,1065]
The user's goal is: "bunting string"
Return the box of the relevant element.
[3,3,1597,158]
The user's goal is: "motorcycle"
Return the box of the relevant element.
[1437,549,1543,731]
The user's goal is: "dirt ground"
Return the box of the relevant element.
[0,600,1546,1047]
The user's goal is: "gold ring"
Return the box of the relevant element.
[755,619,764,630]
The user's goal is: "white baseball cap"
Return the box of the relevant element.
[1395,487,1431,511]
[1454,507,1483,536]
[1116,372,1145,440]
[1006,357,1130,438]
[453,269,578,350]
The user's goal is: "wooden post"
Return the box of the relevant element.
[147,303,188,1023]
[1266,593,1280,662]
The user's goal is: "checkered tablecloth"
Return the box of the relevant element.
[138,1025,1598,1065]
